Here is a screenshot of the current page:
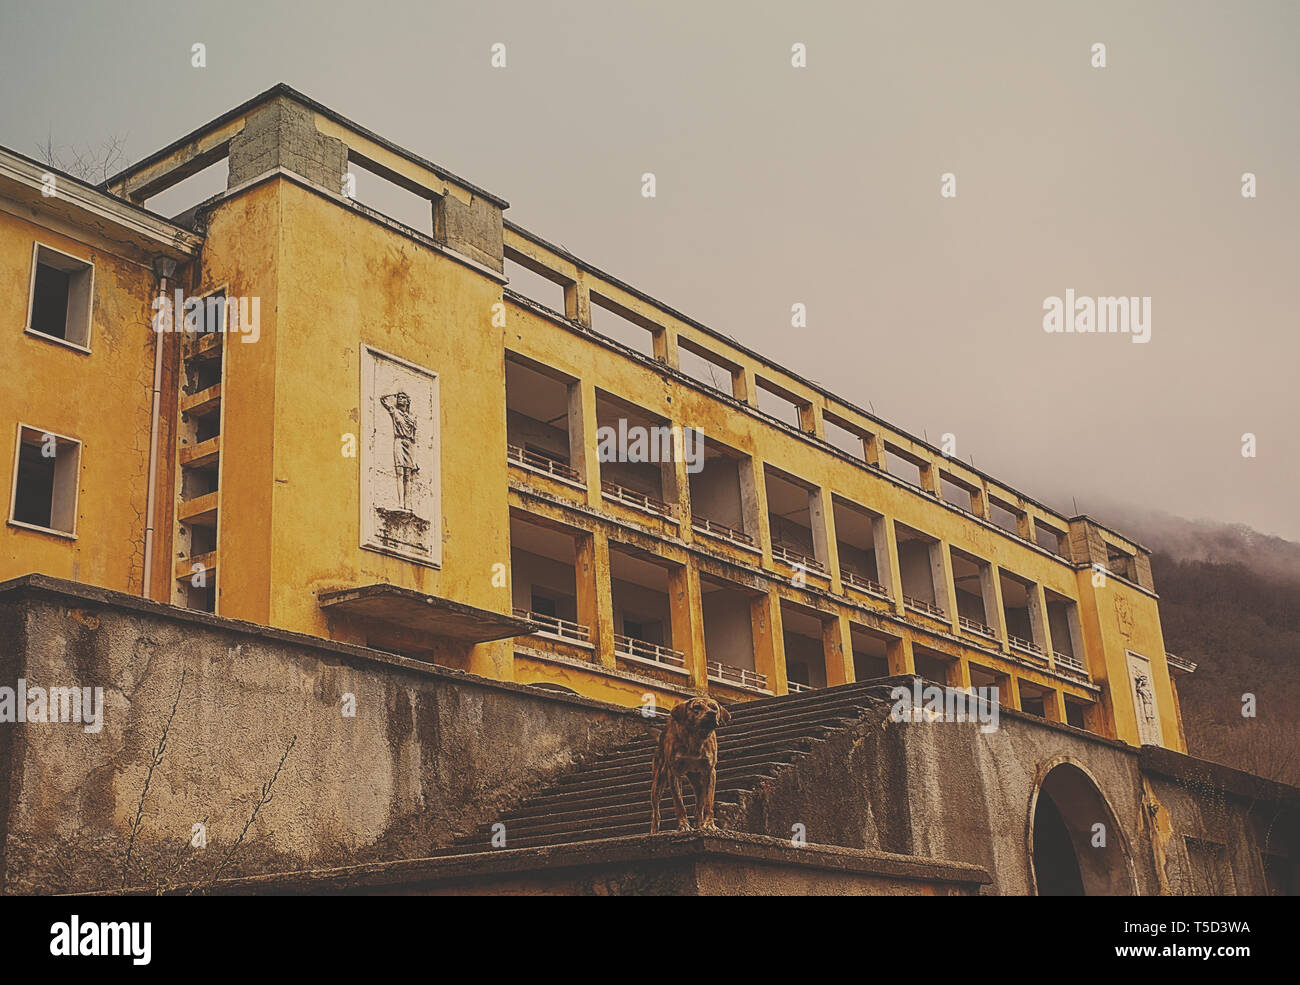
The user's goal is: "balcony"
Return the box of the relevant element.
[691,515,756,550]
[786,680,815,694]
[614,634,687,673]
[514,608,591,646]
[601,480,673,520]
[772,542,826,575]
[842,568,892,601]
[707,660,771,694]
[958,615,998,641]
[507,443,583,486]
[1053,650,1091,683]
[903,594,946,620]
[1008,633,1043,657]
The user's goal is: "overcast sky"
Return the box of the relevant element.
[3,0,1297,541]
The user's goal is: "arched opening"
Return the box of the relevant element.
[1030,762,1135,896]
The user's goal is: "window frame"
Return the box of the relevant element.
[7,422,82,539]
[25,242,95,353]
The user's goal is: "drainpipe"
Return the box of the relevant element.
[142,256,177,600]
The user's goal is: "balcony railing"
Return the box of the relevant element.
[1053,650,1090,682]
[691,515,755,548]
[1008,634,1044,657]
[842,568,892,600]
[958,615,998,640]
[903,595,946,620]
[786,680,814,694]
[514,609,591,645]
[707,660,770,693]
[771,542,826,575]
[614,634,686,670]
[600,480,673,519]
[507,443,583,485]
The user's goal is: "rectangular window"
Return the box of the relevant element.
[9,424,81,537]
[27,244,93,350]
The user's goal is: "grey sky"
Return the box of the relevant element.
[4,0,1297,540]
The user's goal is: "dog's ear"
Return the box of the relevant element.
[670,702,690,723]
[715,703,731,726]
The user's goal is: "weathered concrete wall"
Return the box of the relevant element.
[723,682,1295,895]
[0,576,646,894]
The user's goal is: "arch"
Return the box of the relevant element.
[1027,757,1137,896]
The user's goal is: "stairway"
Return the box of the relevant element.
[442,679,895,854]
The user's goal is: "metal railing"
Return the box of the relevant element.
[1053,650,1090,682]
[958,615,998,640]
[507,443,583,484]
[842,568,892,600]
[771,542,826,574]
[691,515,755,548]
[786,680,814,694]
[600,480,673,518]
[707,660,770,692]
[614,634,686,669]
[514,609,591,644]
[1166,651,1197,674]
[1008,634,1044,657]
[903,595,946,620]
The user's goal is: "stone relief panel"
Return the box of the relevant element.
[360,345,440,567]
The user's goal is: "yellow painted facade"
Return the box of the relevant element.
[0,86,1188,750]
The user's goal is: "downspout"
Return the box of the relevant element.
[142,256,177,599]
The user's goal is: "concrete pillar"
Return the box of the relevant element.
[1018,512,1035,541]
[564,273,592,328]
[886,634,914,676]
[864,432,884,469]
[932,541,959,633]
[978,563,1003,638]
[824,613,855,687]
[920,461,940,497]
[799,402,823,438]
[575,531,615,667]
[432,188,504,272]
[669,562,708,689]
[1028,582,1054,657]
[737,367,759,408]
[809,486,837,586]
[751,589,788,695]
[227,95,347,194]
[656,327,679,368]
[1004,671,1022,711]
[744,459,773,563]
[877,518,905,616]
[954,656,973,691]
[1045,687,1068,723]
[666,425,692,528]
[971,484,990,520]
[568,381,600,506]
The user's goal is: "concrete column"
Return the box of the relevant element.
[567,381,601,506]
[971,484,990,520]
[920,462,940,497]
[737,367,759,408]
[751,589,788,695]
[824,613,855,687]
[886,634,914,676]
[743,459,773,563]
[932,542,959,633]
[1004,671,1021,711]
[564,273,592,328]
[656,327,678,368]
[983,563,1009,651]
[809,486,837,586]
[1018,512,1035,542]
[666,425,692,529]
[877,518,905,616]
[669,562,708,690]
[928,541,956,625]
[1045,687,1068,723]
[955,656,973,691]
[864,433,884,469]
[575,530,615,667]
[799,402,823,438]
[1028,583,1054,658]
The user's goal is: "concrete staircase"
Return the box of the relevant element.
[443,680,894,854]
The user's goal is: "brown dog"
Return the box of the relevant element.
[650,697,731,833]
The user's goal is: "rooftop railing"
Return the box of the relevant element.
[507,443,583,485]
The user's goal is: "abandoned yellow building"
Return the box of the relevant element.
[2,84,1193,753]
